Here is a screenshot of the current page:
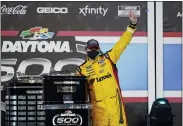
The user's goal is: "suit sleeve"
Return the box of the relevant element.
[76,66,84,76]
[107,25,136,64]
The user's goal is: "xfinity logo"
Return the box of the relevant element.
[37,7,68,14]
[79,6,108,16]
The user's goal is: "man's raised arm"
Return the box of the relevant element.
[107,10,137,64]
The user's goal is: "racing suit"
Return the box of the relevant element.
[76,25,136,126]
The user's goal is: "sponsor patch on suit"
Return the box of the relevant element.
[100,63,106,67]
[86,65,92,69]
[86,65,94,72]
[98,59,105,64]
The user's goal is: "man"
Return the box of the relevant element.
[76,10,137,126]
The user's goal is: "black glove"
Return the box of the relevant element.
[129,21,137,29]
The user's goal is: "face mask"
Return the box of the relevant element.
[87,50,99,59]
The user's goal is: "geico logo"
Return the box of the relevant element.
[96,73,112,82]
[37,7,68,14]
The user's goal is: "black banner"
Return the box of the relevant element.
[1,1,147,31]
[163,2,182,32]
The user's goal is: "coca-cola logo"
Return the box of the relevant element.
[1,5,27,15]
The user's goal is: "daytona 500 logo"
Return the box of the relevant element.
[2,27,70,52]
[1,58,84,82]
[52,110,83,126]
[1,27,86,82]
